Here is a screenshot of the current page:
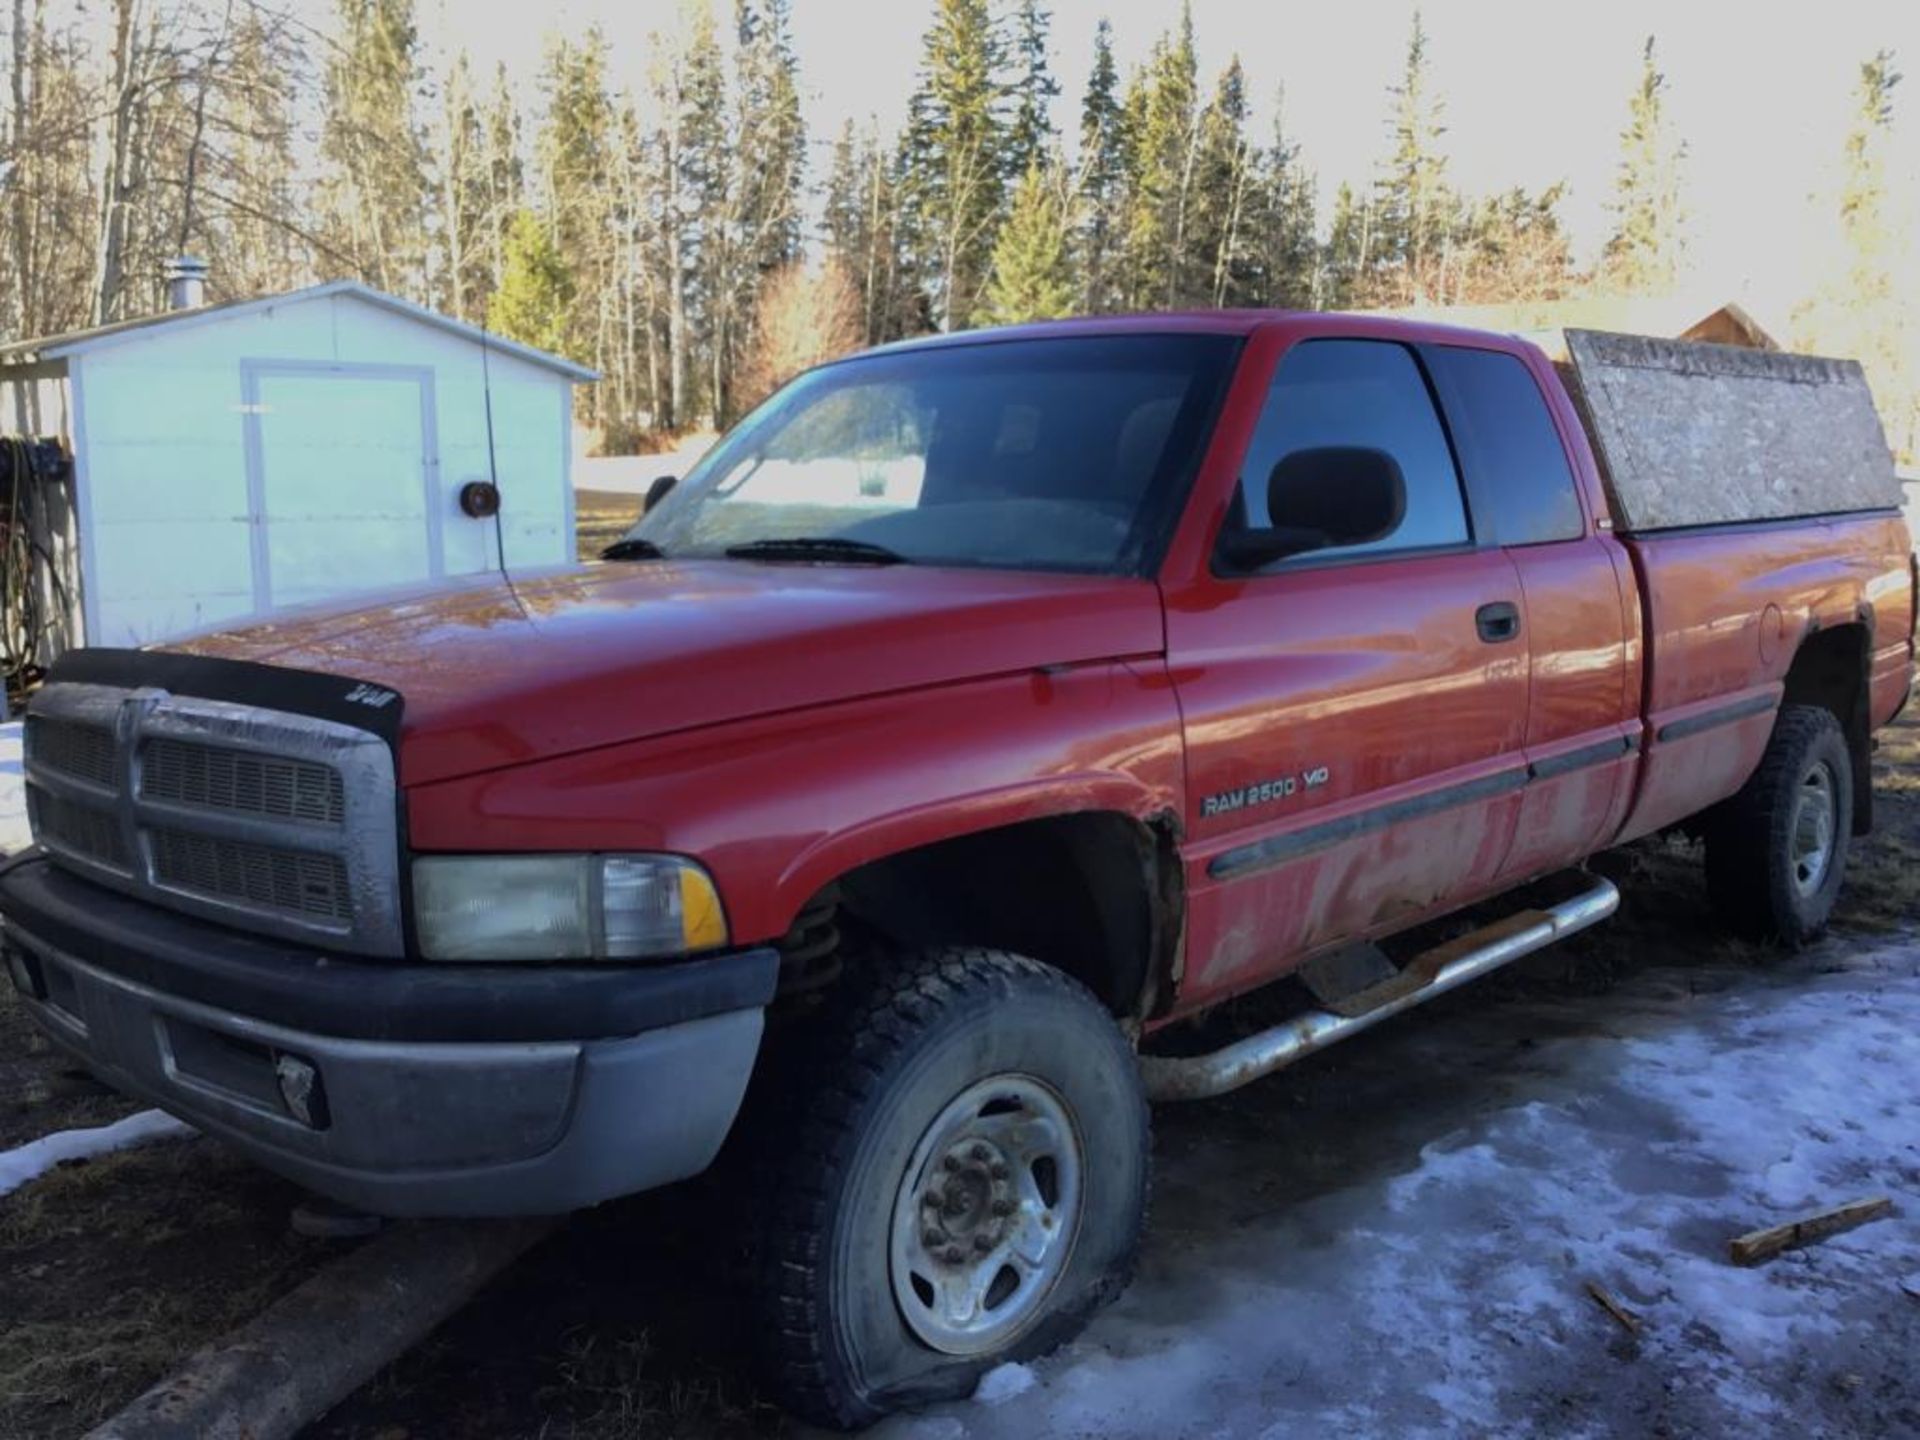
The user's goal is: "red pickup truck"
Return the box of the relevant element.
[3,312,1912,1426]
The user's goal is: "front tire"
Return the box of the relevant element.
[753,948,1149,1429]
[1705,704,1853,945]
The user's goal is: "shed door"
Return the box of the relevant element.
[247,365,440,611]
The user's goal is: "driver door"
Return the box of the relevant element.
[1167,338,1529,1012]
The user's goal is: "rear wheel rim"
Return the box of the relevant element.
[1789,760,1837,898]
[888,1074,1083,1356]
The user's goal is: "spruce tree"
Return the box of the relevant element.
[733,0,805,275]
[1235,90,1317,309]
[1190,57,1256,307]
[318,0,432,294]
[823,118,916,344]
[823,120,866,268]
[709,0,805,422]
[1322,182,1371,310]
[900,0,1008,330]
[536,30,618,411]
[481,64,525,292]
[489,207,574,355]
[1455,184,1574,303]
[982,161,1076,324]
[1371,9,1451,304]
[1120,3,1200,309]
[1602,37,1688,294]
[1075,19,1127,312]
[1005,0,1060,184]
[645,0,728,427]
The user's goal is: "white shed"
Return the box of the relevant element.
[0,278,595,653]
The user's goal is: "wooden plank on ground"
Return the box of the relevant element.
[1728,1197,1894,1267]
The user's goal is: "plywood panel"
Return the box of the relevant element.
[1565,330,1900,532]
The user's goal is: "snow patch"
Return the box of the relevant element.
[0,1109,196,1199]
[0,719,25,855]
[866,944,1920,1438]
[972,1362,1037,1405]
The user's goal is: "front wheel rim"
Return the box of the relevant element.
[1789,760,1838,897]
[888,1074,1083,1356]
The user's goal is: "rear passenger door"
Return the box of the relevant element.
[1168,338,1531,1012]
[1422,345,1638,880]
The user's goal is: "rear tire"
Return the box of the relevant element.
[1705,704,1852,945]
[752,947,1149,1429]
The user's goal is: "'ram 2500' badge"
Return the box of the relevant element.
[1201,766,1329,818]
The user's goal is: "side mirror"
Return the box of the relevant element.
[643,475,678,512]
[1219,447,1407,571]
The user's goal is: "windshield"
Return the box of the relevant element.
[625,334,1240,575]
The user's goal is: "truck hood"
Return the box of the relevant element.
[171,561,1166,786]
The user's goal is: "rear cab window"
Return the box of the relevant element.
[1221,339,1471,569]
[1422,345,1586,545]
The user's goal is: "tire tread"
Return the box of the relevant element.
[1705,703,1851,946]
[751,947,1147,1429]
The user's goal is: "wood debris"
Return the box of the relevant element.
[1728,1197,1894,1267]
[1585,1280,1642,1335]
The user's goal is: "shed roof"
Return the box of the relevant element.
[0,279,598,382]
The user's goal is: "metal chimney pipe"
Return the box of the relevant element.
[164,256,210,311]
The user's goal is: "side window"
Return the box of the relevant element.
[1424,346,1585,545]
[1225,339,1469,567]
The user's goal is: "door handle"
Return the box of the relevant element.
[1475,601,1521,644]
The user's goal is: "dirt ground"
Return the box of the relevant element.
[3,714,1916,1439]
[0,1119,353,1436]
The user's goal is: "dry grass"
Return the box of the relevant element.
[0,989,140,1151]
[575,488,644,562]
[0,1135,350,1438]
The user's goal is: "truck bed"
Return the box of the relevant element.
[1615,511,1914,844]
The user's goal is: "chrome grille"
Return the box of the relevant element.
[25,716,117,789]
[141,738,346,825]
[22,682,403,955]
[149,828,353,922]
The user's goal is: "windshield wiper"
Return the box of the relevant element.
[722,537,907,565]
[600,537,666,561]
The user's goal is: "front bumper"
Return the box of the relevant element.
[0,855,777,1217]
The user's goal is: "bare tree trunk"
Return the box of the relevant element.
[175,7,229,257]
[8,0,30,336]
[91,0,143,324]
[439,93,464,320]
[1213,137,1249,308]
[710,241,730,428]
[863,143,882,343]
[1169,112,1203,308]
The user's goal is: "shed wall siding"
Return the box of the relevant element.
[70,292,573,647]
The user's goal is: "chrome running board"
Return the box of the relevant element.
[1140,875,1620,1103]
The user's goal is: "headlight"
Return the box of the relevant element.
[412,854,728,961]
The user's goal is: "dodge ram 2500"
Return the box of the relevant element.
[3,311,1912,1427]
